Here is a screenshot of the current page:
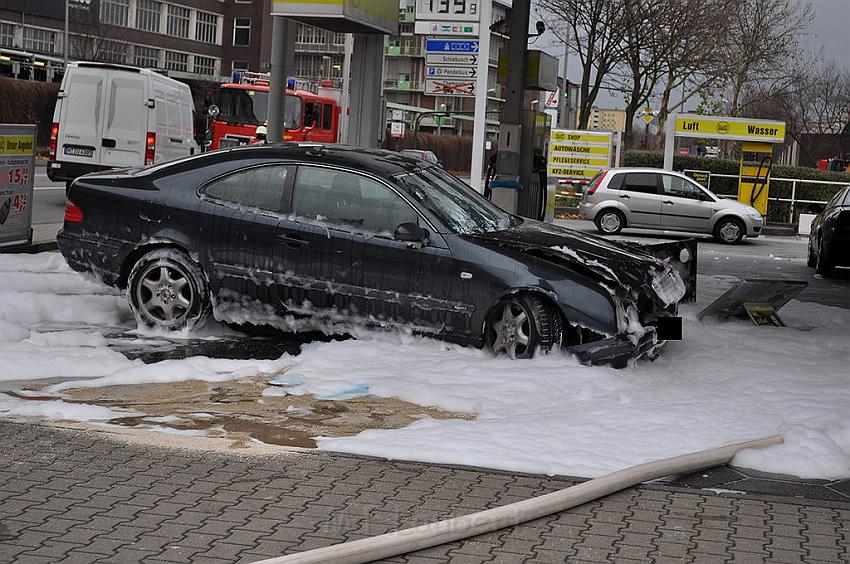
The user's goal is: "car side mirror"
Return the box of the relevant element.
[394,222,428,244]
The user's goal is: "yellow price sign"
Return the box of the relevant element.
[0,136,34,155]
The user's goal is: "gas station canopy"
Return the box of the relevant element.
[271,0,399,34]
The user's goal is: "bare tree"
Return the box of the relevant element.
[722,0,814,116]
[538,0,635,128]
[67,3,125,64]
[654,0,734,130]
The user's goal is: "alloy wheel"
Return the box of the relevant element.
[600,213,621,233]
[135,262,194,326]
[490,300,531,359]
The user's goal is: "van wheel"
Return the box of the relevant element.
[128,249,210,330]
[713,217,745,244]
[595,209,625,235]
[485,294,563,359]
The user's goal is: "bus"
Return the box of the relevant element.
[206,72,340,150]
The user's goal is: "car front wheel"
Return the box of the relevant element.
[485,294,563,359]
[128,248,211,330]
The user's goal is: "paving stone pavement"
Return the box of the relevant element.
[1,421,848,564]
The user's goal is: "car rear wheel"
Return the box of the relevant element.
[595,209,625,235]
[713,217,745,244]
[128,249,210,330]
[815,237,835,277]
[807,240,817,267]
[485,294,563,359]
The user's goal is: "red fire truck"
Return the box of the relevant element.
[206,72,340,150]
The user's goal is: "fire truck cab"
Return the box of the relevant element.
[205,72,340,151]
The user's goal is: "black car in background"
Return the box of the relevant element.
[58,144,684,366]
[808,186,850,277]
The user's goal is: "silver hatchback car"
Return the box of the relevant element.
[579,168,763,244]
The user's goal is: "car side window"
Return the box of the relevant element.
[661,174,704,200]
[203,165,290,213]
[622,173,659,195]
[291,166,420,236]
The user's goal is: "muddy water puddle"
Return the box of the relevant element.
[15,377,472,449]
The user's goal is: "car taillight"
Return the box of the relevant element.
[145,132,156,165]
[586,171,608,196]
[64,200,84,223]
[49,122,59,160]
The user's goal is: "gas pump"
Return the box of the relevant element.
[737,141,773,216]
[486,110,552,221]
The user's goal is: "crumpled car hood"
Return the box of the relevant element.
[469,219,664,290]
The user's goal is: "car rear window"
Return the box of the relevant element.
[606,172,624,190]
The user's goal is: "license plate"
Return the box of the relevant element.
[64,146,94,158]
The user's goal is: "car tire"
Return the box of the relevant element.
[713,217,745,244]
[128,248,211,330]
[595,209,625,235]
[815,237,835,277]
[485,294,563,359]
[807,241,817,267]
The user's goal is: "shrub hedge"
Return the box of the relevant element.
[622,150,850,222]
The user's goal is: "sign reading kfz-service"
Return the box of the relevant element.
[547,129,614,182]
[0,124,36,246]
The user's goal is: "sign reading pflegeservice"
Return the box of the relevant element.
[547,129,614,181]
[674,114,786,143]
[0,124,35,246]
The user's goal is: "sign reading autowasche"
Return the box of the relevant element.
[0,124,35,246]
[674,114,786,143]
[547,129,614,181]
[424,38,479,97]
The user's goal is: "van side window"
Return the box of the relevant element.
[322,104,333,130]
[622,173,659,195]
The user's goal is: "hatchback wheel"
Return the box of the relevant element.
[485,294,563,359]
[713,217,745,244]
[595,209,625,235]
[128,249,210,330]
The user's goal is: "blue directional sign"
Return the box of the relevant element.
[425,39,479,53]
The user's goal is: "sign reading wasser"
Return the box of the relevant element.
[547,129,613,181]
[674,114,786,143]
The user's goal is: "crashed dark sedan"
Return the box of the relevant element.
[58,144,685,366]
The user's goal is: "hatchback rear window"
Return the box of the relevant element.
[622,172,659,194]
[606,173,624,190]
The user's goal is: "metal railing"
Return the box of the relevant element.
[697,172,848,223]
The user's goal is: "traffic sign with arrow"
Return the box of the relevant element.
[426,66,476,78]
[425,53,477,66]
[425,39,479,53]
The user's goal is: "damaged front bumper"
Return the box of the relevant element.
[566,328,667,369]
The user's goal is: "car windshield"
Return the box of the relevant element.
[215,89,302,130]
[394,167,514,234]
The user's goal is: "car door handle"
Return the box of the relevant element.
[101,138,116,148]
[663,200,675,205]
[619,194,630,199]
[276,234,309,248]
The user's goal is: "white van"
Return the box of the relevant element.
[47,62,199,187]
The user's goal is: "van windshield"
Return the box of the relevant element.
[214,89,301,130]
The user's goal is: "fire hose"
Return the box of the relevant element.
[252,435,782,564]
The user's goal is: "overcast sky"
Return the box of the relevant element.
[537,0,849,109]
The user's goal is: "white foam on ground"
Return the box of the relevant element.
[2,252,850,480]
